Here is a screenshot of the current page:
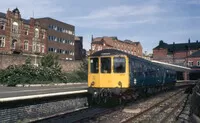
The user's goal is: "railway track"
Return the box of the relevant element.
[33,84,193,123]
[121,89,187,123]
[34,106,118,123]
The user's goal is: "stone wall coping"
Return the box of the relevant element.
[0,82,87,87]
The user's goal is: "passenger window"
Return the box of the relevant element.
[114,57,126,73]
[90,58,99,73]
[101,57,111,73]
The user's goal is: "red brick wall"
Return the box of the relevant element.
[174,52,187,58]
[0,9,47,55]
[91,40,143,57]
[188,57,200,66]
[0,54,81,72]
[153,48,168,59]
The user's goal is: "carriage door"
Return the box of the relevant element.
[99,57,112,88]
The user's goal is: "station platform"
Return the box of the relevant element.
[0,83,88,102]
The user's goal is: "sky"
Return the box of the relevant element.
[0,0,200,53]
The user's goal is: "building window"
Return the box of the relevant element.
[48,47,54,52]
[134,51,136,55]
[42,33,45,39]
[0,36,5,47]
[36,43,40,52]
[32,42,36,52]
[12,22,18,33]
[24,41,29,51]
[62,50,65,54]
[41,45,45,53]
[35,28,39,38]
[11,39,17,49]
[54,48,57,53]
[25,29,29,35]
[48,36,51,41]
[188,61,193,67]
[197,61,200,66]
[54,37,57,42]
[0,23,5,30]
[48,24,53,29]
[53,25,57,30]
[68,30,73,35]
[98,46,102,51]
[92,45,95,50]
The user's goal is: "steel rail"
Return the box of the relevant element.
[121,89,184,123]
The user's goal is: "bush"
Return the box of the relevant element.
[0,54,88,86]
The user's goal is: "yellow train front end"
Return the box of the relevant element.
[88,54,130,101]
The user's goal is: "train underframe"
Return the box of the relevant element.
[88,83,175,105]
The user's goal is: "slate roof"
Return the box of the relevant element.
[154,40,168,49]
[188,50,200,58]
[0,12,6,18]
[22,19,30,24]
[154,40,200,52]
[91,41,104,44]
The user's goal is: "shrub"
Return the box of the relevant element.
[0,54,88,86]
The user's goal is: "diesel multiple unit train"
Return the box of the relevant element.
[88,49,177,104]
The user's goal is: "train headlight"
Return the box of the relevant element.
[91,81,95,87]
[118,81,122,87]
[134,78,137,85]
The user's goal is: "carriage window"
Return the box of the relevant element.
[90,58,99,73]
[114,57,126,73]
[101,57,111,73]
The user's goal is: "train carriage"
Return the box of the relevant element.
[88,49,176,104]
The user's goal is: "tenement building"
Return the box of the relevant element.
[36,18,75,60]
[0,8,47,54]
[91,36,143,57]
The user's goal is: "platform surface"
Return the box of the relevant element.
[0,83,88,102]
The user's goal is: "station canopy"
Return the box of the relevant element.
[151,60,191,72]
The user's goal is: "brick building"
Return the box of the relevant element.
[153,39,200,66]
[74,36,86,60]
[91,36,143,57]
[188,50,200,80]
[0,8,47,55]
[153,39,200,80]
[36,18,75,60]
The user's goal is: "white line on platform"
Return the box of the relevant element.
[0,86,87,94]
[0,90,88,102]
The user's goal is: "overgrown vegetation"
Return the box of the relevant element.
[0,54,88,86]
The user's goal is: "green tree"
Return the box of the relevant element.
[40,53,61,71]
[79,58,88,72]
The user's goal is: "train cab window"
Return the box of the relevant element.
[90,58,99,73]
[114,57,126,73]
[101,57,111,73]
